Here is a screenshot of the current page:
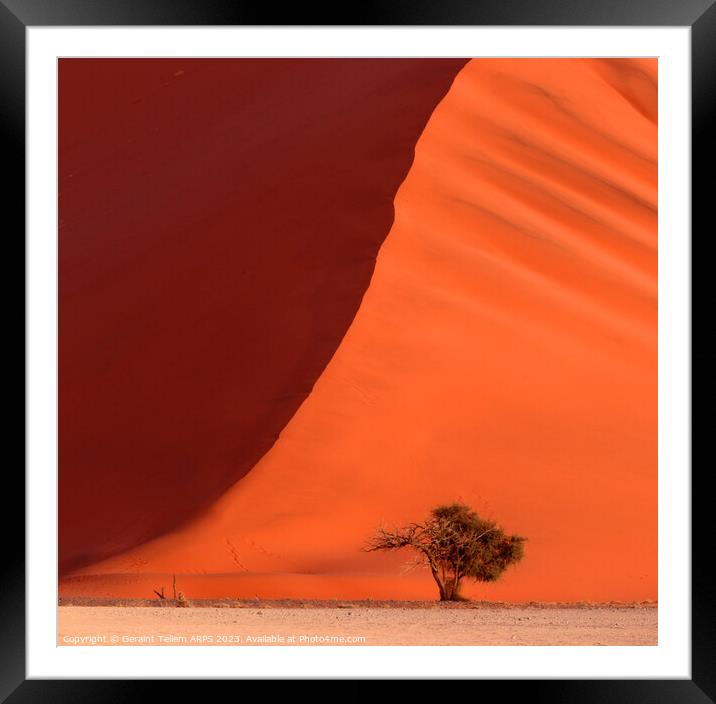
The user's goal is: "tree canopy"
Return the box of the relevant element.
[366,502,525,601]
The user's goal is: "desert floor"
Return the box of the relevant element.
[58,601,657,646]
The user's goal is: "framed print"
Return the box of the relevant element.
[7,0,707,697]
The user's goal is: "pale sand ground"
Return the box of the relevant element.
[58,605,657,646]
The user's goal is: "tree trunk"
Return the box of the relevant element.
[430,566,448,601]
[444,581,454,601]
[442,577,464,601]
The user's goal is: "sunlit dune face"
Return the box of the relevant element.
[60,58,657,602]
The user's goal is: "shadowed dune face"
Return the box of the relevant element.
[61,58,657,603]
[59,58,468,574]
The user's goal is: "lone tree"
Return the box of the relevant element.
[366,502,525,601]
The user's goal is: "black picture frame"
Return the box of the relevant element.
[6,0,706,697]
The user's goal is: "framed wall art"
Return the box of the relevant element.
[7,0,707,697]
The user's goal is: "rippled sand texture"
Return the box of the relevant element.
[62,59,657,602]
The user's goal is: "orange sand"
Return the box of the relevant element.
[61,59,657,602]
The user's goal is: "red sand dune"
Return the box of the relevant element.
[58,58,467,573]
[61,58,657,602]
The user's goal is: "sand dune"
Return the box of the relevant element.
[58,58,467,573]
[61,59,657,602]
